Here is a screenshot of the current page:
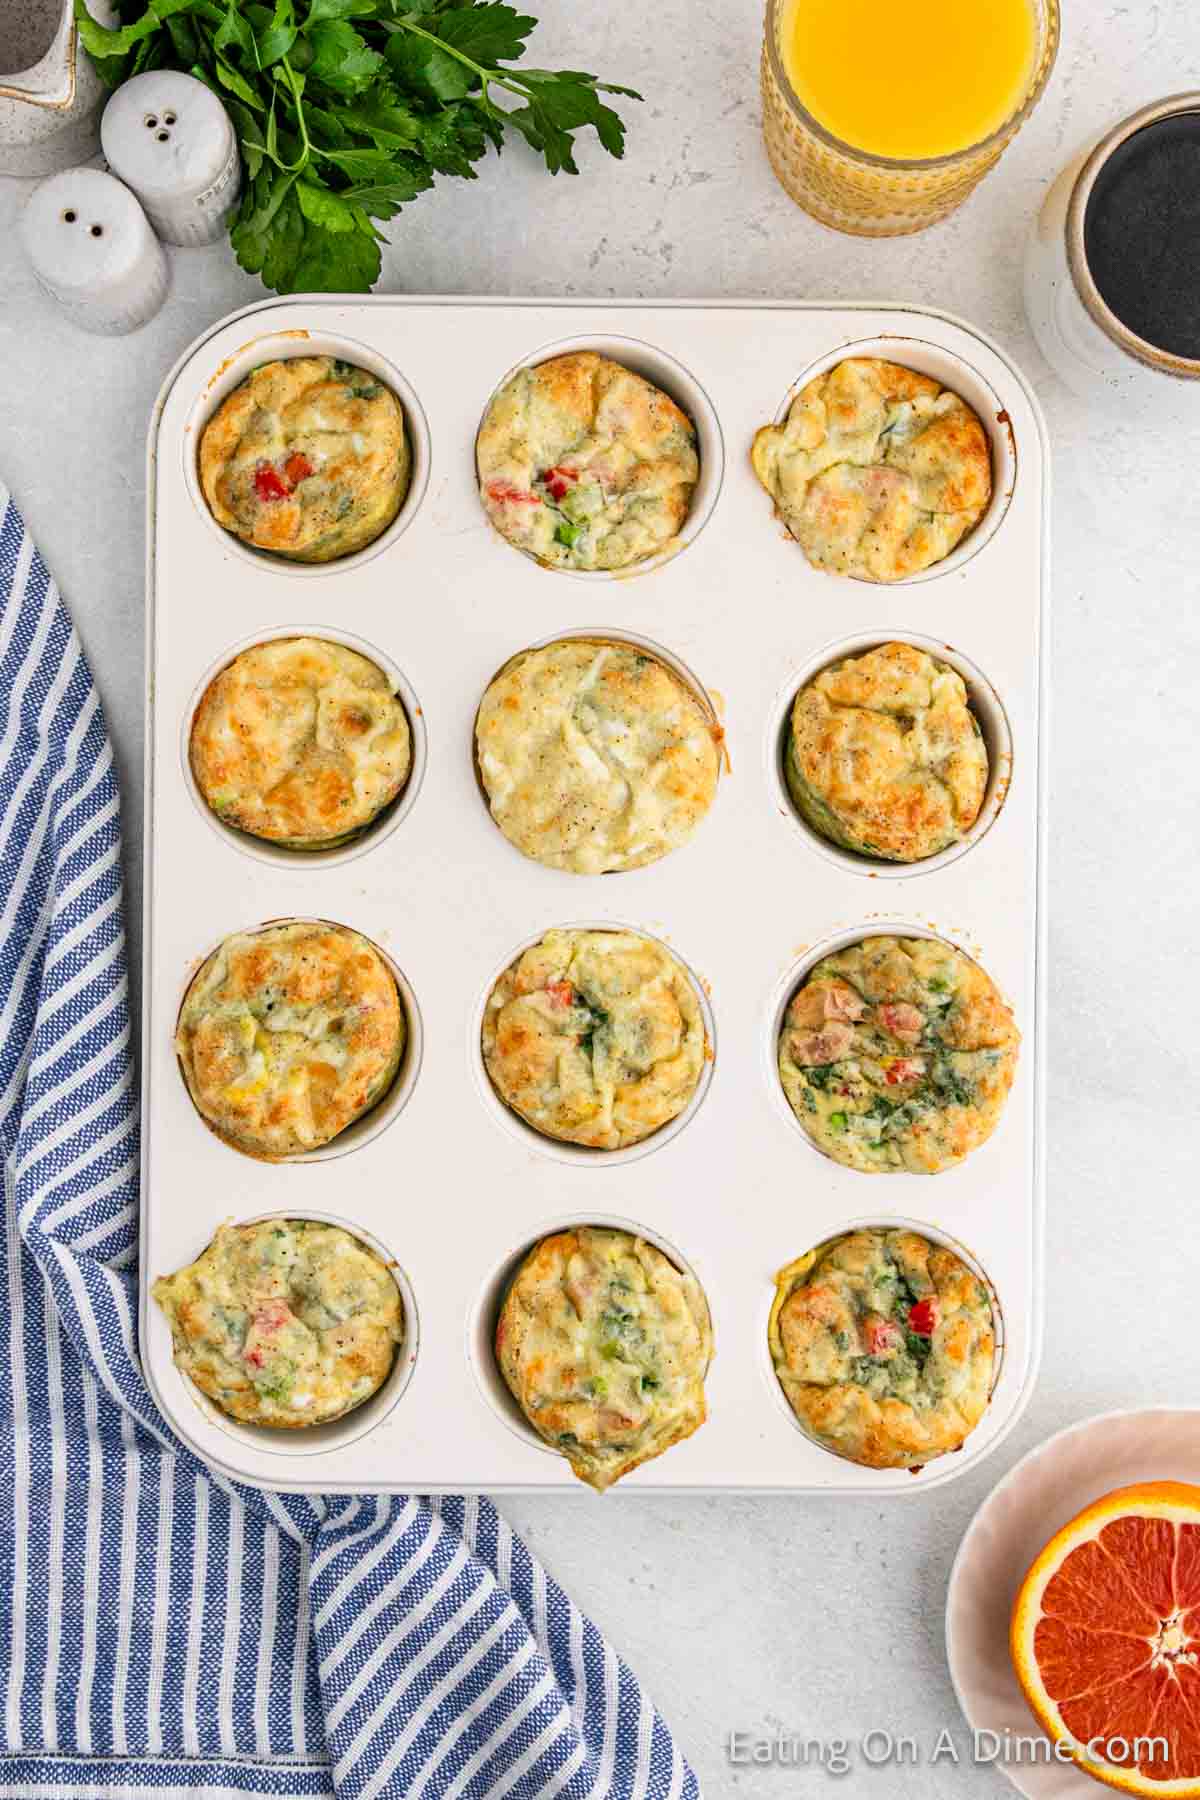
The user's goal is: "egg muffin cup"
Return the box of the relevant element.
[152,1210,420,1453]
[476,923,715,1165]
[183,626,428,868]
[771,631,1013,878]
[472,1215,714,1491]
[767,1223,1001,1471]
[184,331,431,578]
[772,925,1020,1175]
[474,333,724,579]
[753,336,1016,586]
[176,918,423,1162]
[473,629,723,875]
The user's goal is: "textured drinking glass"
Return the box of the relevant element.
[761,0,1060,236]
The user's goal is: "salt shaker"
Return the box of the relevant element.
[20,167,168,335]
[101,71,240,247]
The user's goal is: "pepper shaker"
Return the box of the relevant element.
[101,71,240,247]
[20,167,168,335]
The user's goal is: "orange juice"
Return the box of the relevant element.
[781,0,1038,161]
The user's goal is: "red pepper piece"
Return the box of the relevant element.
[283,452,313,487]
[253,461,290,502]
[486,480,540,505]
[545,980,576,1010]
[541,465,578,502]
[907,1298,939,1336]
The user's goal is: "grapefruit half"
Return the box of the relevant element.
[1011,1482,1200,1796]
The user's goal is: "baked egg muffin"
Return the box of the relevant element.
[153,1219,403,1429]
[199,355,410,563]
[482,928,708,1150]
[751,358,992,583]
[769,1227,995,1470]
[778,935,1019,1174]
[475,639,721,874]
[177,920,405,1158]
[476,351,699,571]
[496,1226,713,1490]
[786,641,988,861]
[190,637,412,849]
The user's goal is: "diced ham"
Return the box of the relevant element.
[863,1314,903,1356]
[788,980,865,1031]
[878,1001,924,1044]
[545,980,576,1010]
[790,1021,855,1066]
[825,981,866,1023]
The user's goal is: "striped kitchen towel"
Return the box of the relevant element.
[0,479,700,1800]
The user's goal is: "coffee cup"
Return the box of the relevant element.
[1024,92,1200,419]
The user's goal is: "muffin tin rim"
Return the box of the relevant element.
[766,627,1015,879]
[473,330,726,582]
[174,914,424,1163]
[145,1206,422,1461]
[142,294,1048,1494]
[179,623,429,869]
[180,327,432,579]
[470,917,717,1168]
[466,1210,716,1464]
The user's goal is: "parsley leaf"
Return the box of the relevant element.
[76,0,640,295]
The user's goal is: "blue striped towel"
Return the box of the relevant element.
[0,479,700,1800]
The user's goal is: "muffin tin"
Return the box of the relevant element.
[142,298,1047,1494]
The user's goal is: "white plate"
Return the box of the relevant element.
[142,296,1049,1493]
[946,1407,1200,1798]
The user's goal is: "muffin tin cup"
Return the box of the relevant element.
[143,297,1046,1494]
[174,915,424,1164]
[181,624,428,869]
[765,333,1018,585]
[468,1212,715,1462]
[471,919,717,1169]
[758,1215,1006,1467]
[475,332,725,581]
[768,630,1013,879]
[181,327,432,578]
[765,919,1016,1171]
[144,1208,420,1462]
[471,625,724,868]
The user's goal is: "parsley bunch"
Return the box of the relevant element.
[75,0,640,294]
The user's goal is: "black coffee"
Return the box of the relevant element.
[1083,111,1200,361]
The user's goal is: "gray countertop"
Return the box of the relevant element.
[2,2,1198,1793]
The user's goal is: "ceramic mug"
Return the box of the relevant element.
[1024,92,1200,420]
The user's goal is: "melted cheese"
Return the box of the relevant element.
[475,640,720,873]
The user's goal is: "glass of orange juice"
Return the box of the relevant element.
[762,0,1060,235]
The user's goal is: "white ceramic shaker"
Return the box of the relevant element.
[101,70,240,246]
[19,166,168,335]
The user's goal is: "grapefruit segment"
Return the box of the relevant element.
[1011,1482,1200,1796]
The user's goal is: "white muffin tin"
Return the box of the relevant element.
[142,297,1048,1494]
